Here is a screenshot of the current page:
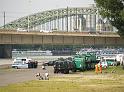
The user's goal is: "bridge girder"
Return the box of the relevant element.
[3,7,97,29]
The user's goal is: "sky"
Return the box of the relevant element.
[0,0,95,26]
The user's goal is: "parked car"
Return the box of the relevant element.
[12,62,28,69]
[12,57,38,69]
[42,60,56,66]
[47,61,56,66]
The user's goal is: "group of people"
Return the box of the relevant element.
[35,72,49,80]
[35,63,49,80]
[95,63,102,74]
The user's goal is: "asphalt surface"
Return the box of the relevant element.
[0,65,55,86]
[0,56,72,86]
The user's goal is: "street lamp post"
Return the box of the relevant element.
[66,0,69,32]
[28,15,29,32]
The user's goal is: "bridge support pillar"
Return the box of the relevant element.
[0,45,12,58]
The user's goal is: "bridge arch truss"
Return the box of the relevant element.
[3,6,113,32]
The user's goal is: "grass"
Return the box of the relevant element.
[0,66,124,92]
[0,78,124,92]
[81,66,124,75]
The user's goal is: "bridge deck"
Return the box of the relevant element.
[0,29,120,37]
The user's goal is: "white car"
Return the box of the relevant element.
[12,62,28,69]
[40,30,52,33]
[17,28,27,32]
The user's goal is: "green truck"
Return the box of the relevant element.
[53,52,99,73]
[73,52,98,71]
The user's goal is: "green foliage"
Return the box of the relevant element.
[95,0,124,36]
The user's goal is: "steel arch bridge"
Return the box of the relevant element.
[3,6,113,32]
[2,7,97,29]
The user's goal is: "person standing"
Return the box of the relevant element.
[99,64,102,73]
[95,64,99,74]
[44,72,49,80]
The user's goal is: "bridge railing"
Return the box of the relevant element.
[0,28,118,36]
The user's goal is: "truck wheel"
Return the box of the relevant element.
[66,70,69,74]
[63,70,68,74]
[63,70,65,74]
[72,69,76,72]
[80,68,85,72]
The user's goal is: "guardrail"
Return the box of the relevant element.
[0,29,119,37]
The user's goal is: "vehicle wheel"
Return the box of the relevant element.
[63,70,67,74]
[66,70,69,74]
[56,70,59,73]
[61,70,64,73]
[15,66,18,69]
[54,69,56,73]
[80,68,85,72]
[72,69,76,72]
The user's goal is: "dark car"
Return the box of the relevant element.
[43,61,56,66]
[47,61,56,66]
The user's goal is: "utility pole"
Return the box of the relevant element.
[3,11,5,29]
[66,6,69,32]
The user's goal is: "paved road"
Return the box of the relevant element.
[0,56,72,86]
[0,66,54,86]
[0,59,12,65]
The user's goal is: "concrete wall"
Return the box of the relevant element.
[95,37,105,45]
[53,36,63,44]
[33,35,43,44]
[0,34,124,46]
[0,45,12,58]
[0,32,124,58]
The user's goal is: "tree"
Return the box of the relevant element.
[95,0,124,36]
